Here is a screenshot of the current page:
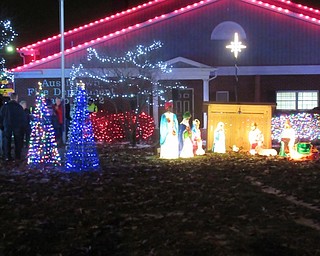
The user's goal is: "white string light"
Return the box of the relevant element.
[70,41,185,107]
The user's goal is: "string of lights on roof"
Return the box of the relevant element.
[18,0,165,51]
[12,0,320,72]
[19,0,320,52]
[12,0,214,71]
[244,0,320,24]
[279,0,319,13]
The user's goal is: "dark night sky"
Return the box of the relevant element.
[1,0,147,47]
[1,0,320,67]
[0,0,146,67]
[2,0,320,47]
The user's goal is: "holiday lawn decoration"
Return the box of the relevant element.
[90,111,155,143]
[27,83,61,168]
[65,82,100,172]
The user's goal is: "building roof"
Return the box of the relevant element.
[12,0,320,72]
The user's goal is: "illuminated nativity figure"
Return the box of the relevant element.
[159,101,179,159]
[279,120,296,157]
[213,122,226,153]
[248,122,264,155]
[178,111,194,158]
[192,119,205,156]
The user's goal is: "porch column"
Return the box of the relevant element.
[254,75,261,102]
[203,79,209,129]
[153,96,159,129]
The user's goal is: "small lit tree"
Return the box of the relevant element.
[65,81,100,172]
[0,20,17,87]
[27,83,61,168]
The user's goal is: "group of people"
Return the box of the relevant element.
[43,97,64,148]
[0,93,29,161]
[159,101,205,159]
[0,93,72,161]
[0,93,299,161]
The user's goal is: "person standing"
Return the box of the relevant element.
[87,99,98,113]
[0,93,27,161]
[0,95,3,157]
[159,101,179,159]
[19,100,32,148]
[65,98,73,141]
[53,97,64,147]
[213,121,226,153]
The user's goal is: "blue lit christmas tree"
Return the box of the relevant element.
[27,82,61,167]
[65,81,100,172]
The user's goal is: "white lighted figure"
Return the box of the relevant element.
[179,111,194,158]
[248,122,264,155]
[159,101,179,159]
[192,119,205,156]
[213,122,226,153]
[226,32,246,59]
[279,120,296,157]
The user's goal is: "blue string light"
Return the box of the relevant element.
[65,81,100,172]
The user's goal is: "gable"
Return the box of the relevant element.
[13,0,320,72]
[166,57,212,68]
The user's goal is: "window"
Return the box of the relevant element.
[276,91,318,110]
[276,92,296,110]
[216,91,229,102]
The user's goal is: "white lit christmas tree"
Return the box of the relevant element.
[65,81,100,172]
[0,20,17,49]
[27,82,61,167]
[0,20,17,87]
[0,62,14,88]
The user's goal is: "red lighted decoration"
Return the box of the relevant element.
[90,111,155,143]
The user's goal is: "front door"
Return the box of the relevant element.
[173,88,194,122]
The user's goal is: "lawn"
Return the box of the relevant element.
[1,144,320,256]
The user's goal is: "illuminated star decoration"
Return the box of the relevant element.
[226,32,246,59]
